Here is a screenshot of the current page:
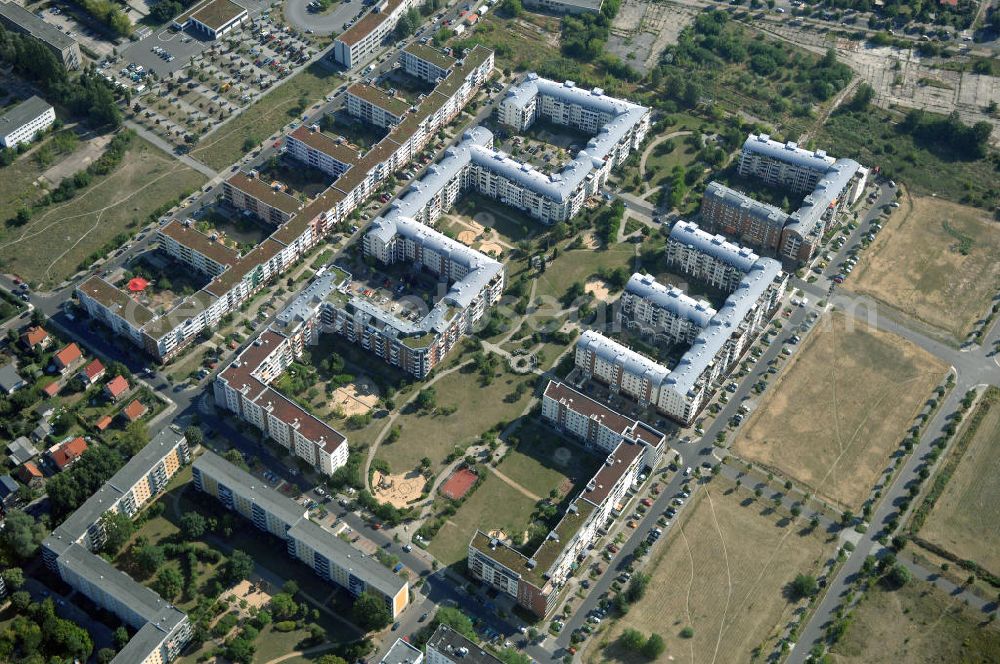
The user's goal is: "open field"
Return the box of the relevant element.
[427,472,538,567]
[191,64,343,171]
[586,476,837,664]
[848,191,1000,342]
[829,578,1000,663]
[500,421,601,501]
[918,388,1000,575]
[816,105,999,210]
[0,136,205,287]
[376,366,536,473]
[535,245,637,303]
[734,313,947,510]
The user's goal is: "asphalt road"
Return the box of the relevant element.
[285,0,361,35]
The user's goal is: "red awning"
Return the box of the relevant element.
[127,277,150,292]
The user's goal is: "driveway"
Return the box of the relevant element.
[285,0,360,35]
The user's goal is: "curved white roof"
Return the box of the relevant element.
[625,273,715,328]
[669,221,759,272]
[578,329,670,386]
[742,133,835,172]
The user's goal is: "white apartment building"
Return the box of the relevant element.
[666,220,760,292]
[0,96,55,148]
[346,83,411,128]
[76,47,494,366]
[213,330,350,475]
[331,0,417,69]
[426,625,501,664]
[400,42,456,83]
[576,227,786,424]
[618,272,715,345]
[157,219,239,277]
[194,451,410,618]
[736,134,868,263]
[42,430,192,664]
[285,125,360,177]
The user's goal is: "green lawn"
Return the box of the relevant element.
[454,193,540,244]
[0,136,205,287]
[377,366,536,473]
[535,245,638,303]
[427,472,538,567]
[501,421,601,500]
[191,64,344,171]
[643,140,699,190]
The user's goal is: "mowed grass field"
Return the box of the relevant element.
[427,425,602,567]
[191,64,343,171]
[848,191,1000,342]
[427,473,537,567]
[586,477,837,664]
[376,366,537,473]
[919,388,1000,574]
[0,137,205,287]
[535,245,638,303]
[734,312,947,510]
[829,578,1000,663]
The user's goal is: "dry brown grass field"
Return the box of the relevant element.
[919,388,1000,575]
[848,190,1000,342]
[585,477,837,664]
[733,312,947,510]
[829,578,1000,663]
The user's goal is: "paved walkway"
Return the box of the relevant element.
[264,643,340,664]
[125,120,218,178]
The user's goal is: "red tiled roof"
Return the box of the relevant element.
[51,437,87,470]
[42,382,60,397]
[54,343,82,368]
[82,358,105,381]
[95,415,113,431]
[17,461,42,481]
[105,375,130,399]
[122,399,148,422]
[22,326,48,347]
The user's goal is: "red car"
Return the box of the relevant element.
[641,498,653,507]
[833,275,845,283]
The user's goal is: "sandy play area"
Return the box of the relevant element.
[373,470,427,508]
[458,230,478,245]
[584,277,613,302]
[478,241,503,256]
[330,376,379,417]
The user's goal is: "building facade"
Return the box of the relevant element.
[618,272,715,346]
[731,134,868,263]
[0,3,81,69]
[41,430,192,664]
[468,392,660,617]
[193,451,410,617]
[0,96,55,148]
[330,0,417,69]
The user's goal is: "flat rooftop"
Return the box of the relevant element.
[0,2,77,51]
[178,0,247,30]
[348,83,412,118]
[0,95,52,130]
[336,0,404,47]
[289,125,362,165]
[159,220,240,267]
[227,172,304,215]
[403,42,456,71]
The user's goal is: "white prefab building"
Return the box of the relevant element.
[0,96,55,148]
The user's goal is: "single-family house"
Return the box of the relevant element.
[20,326,50,351]
[31,421,52,442]
[6,436,38,465]
[95,415,113,432]
[122,399,148,423]
[0,362,25,395]
[16,461,43,488]
[52,343,82,374]
[104,375,129,402]
[34,400,55,420]
[49,436,87,471]
[78,358,106,386]
[0,475,19,505]
[41,382,61,399]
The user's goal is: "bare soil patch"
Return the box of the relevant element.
[584,277,614,303]
[372,470,427,509]
[848,191,1000,342]
[733,312,947,510]
[330,376,379,417]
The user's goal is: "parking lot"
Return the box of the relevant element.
[112,17,318,150]
[34,3,119,59]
